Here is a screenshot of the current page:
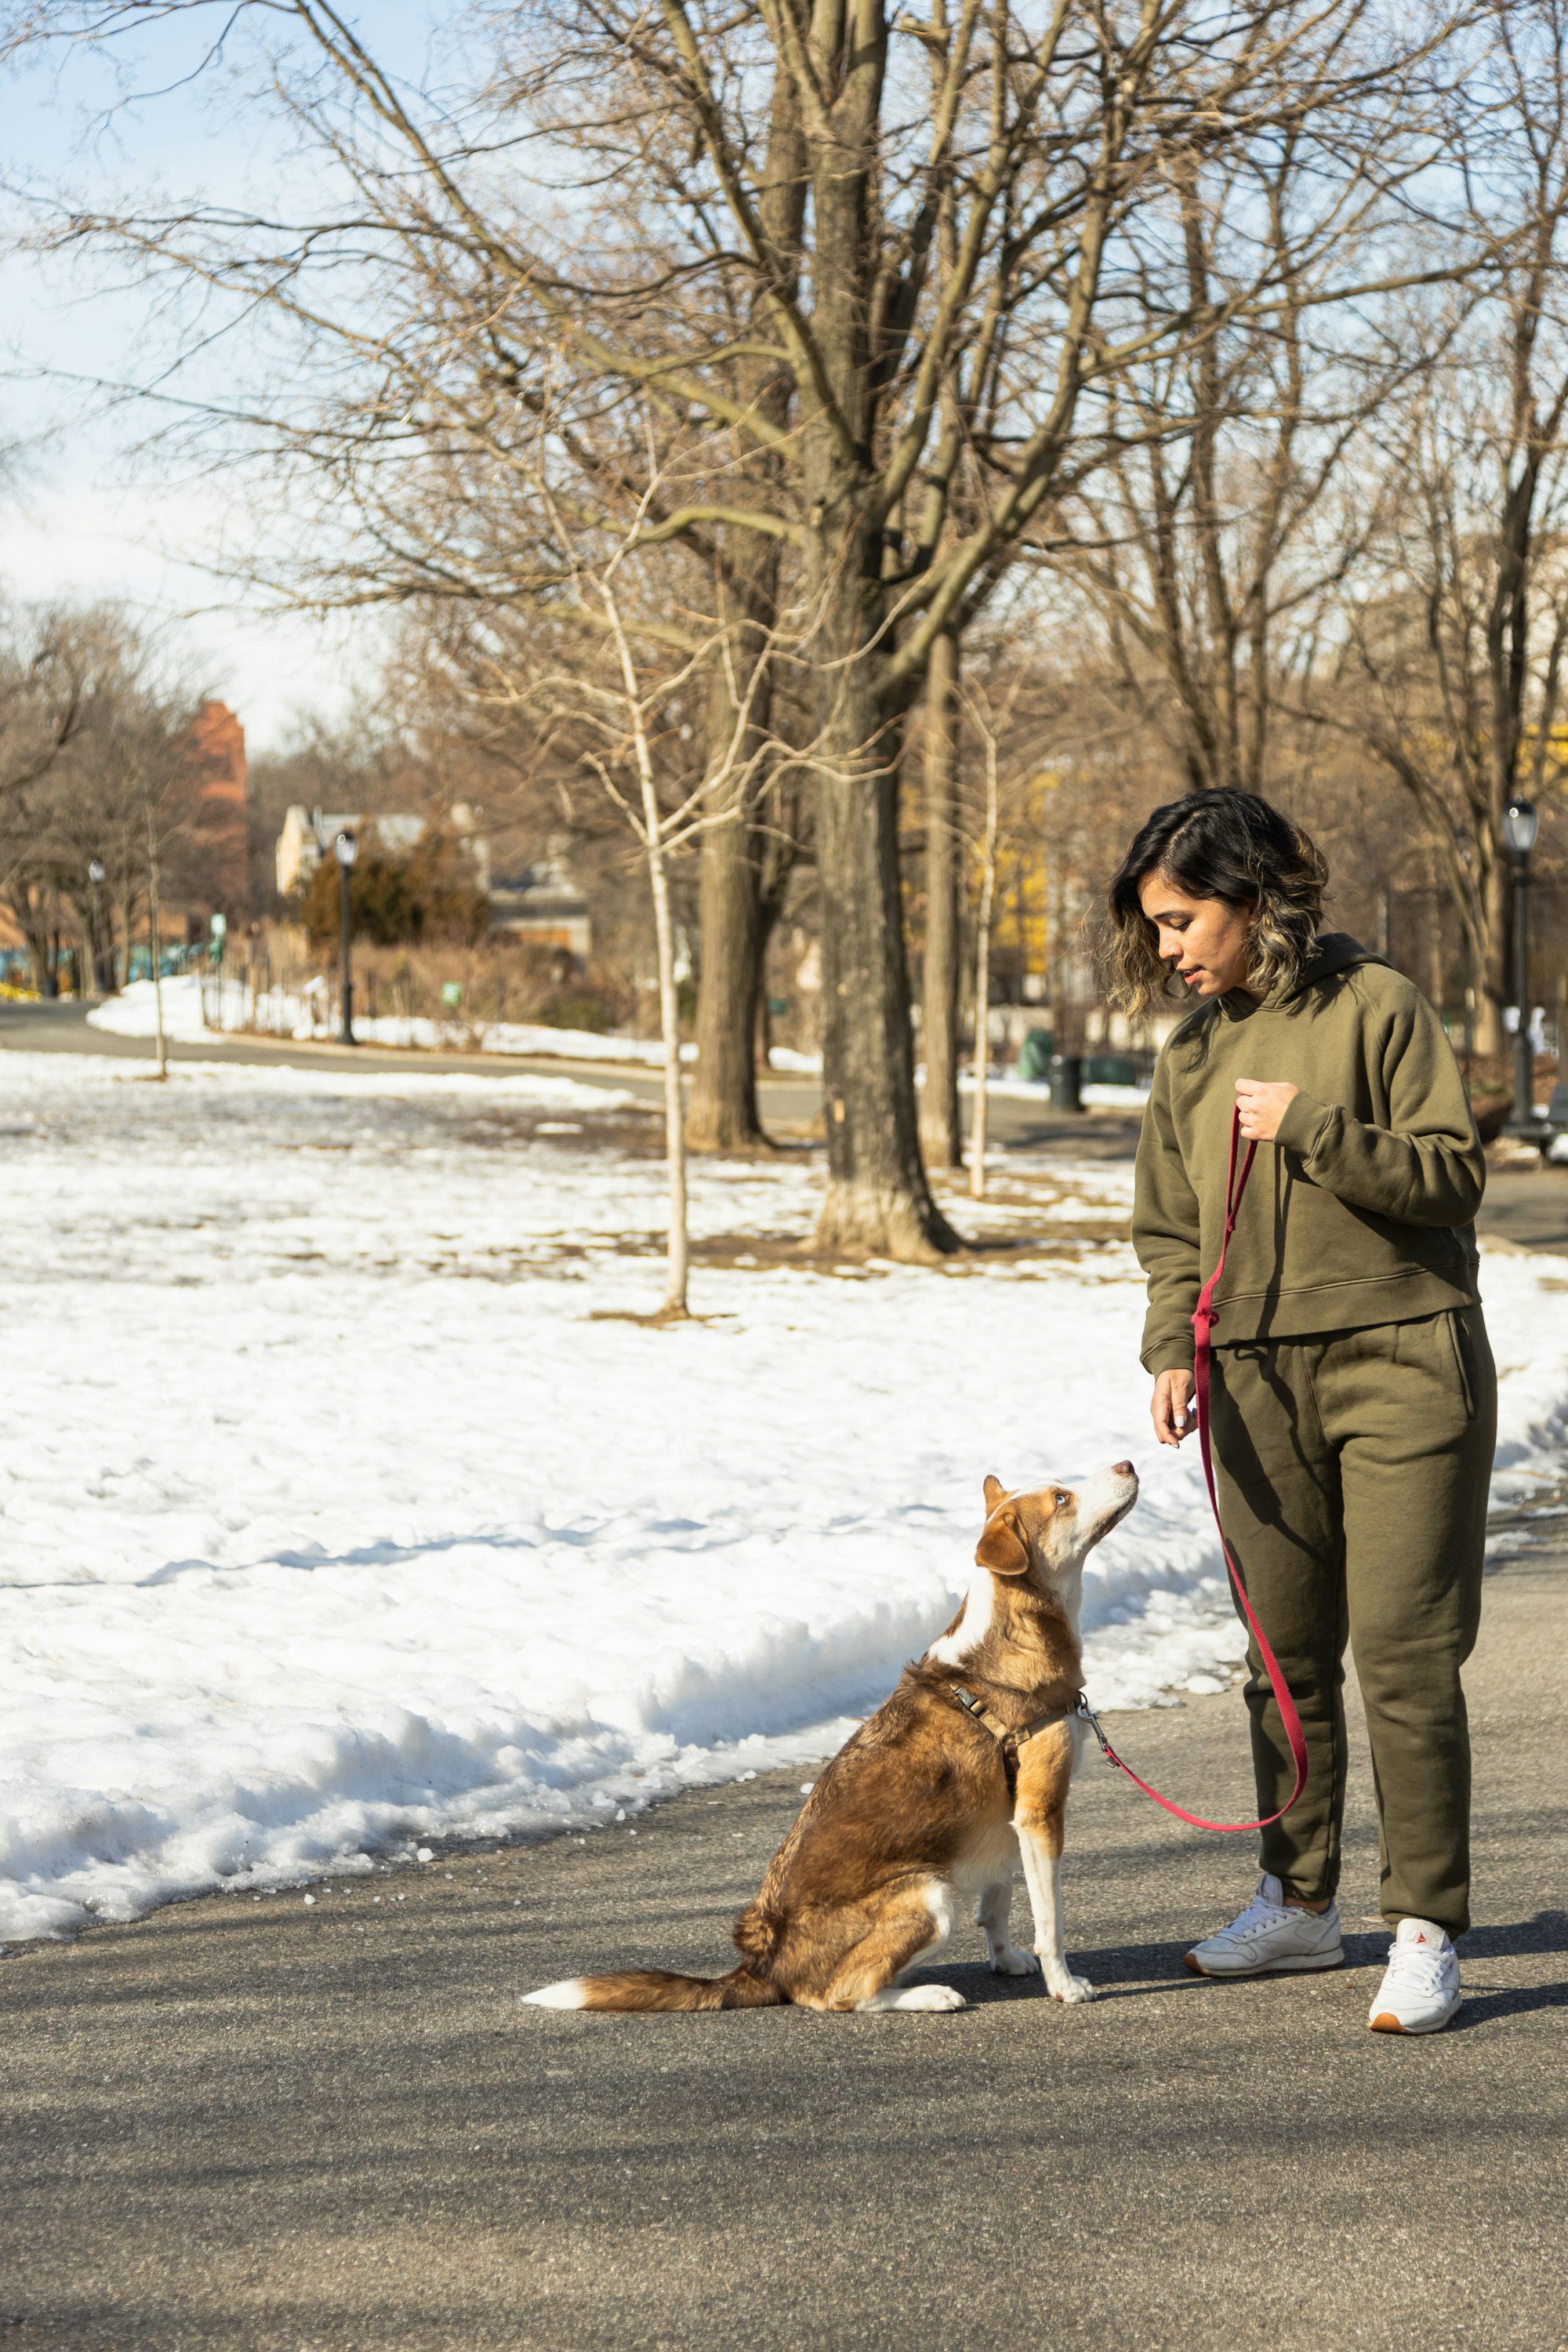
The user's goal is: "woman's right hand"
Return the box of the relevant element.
[1151,1368,1196,1447]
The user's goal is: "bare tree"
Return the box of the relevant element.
[965,677,1004,1199]
[1050,69,1463,804]
[918,624,964,1168]
[0,604,89,988]
[682,59,808,1156]
[0,604,85,803]
[0,606,194,992]
[426,406,789,1317]
[1317,0,1568,1050]
[5,0,1446,1256]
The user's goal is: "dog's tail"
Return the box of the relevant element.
[523,1963,783,2013]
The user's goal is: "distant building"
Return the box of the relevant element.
[275,802,490,897]
[488,841,592,960]
[185,702,249,912]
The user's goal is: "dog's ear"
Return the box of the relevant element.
[975,1504,1030,1577]
[982,1472,1007,1512]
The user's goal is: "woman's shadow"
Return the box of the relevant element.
[1437,1909,1568,2027]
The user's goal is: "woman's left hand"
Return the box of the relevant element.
[1235,1078,1300,1142]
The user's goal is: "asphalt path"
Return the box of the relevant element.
[2,1532,1564,2351]
[5,993,1566,2349]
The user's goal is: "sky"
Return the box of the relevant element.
[1,4,450,753]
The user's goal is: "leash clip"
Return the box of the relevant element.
[1076,1691,1112,1760]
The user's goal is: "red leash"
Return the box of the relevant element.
[1078,1109,1310,1831]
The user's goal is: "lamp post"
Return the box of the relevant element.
[87,858,106,996]
[1502,795,1540,1134]
[334,829,358,1046]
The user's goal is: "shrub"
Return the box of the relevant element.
[297,826,488,948]
[531,989,615,1033]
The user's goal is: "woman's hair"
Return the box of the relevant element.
[1104,789,1329,1015]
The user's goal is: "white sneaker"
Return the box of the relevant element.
[1368,1918,1461,2034]
[1185,1874,1345,1978]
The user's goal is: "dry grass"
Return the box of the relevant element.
[233,923,635,1040]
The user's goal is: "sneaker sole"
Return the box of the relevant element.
[1368,1999,1462,2034]
[1185,1948,1345,1979]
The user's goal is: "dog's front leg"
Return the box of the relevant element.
[976,1876,1036,1976]
[1014,1823,1094,2003]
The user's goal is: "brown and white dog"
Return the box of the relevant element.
[523,1462,1138,2015]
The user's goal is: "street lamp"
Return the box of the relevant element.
[1503,796,1540,1134]
[87,858,106,996]
[334,829,358,1047]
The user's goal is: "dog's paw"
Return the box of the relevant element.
[887,1983,968,2013]
[989,1947,1039,1977]
[1044,1970,1097,2005]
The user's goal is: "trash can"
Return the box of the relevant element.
[1048,1053,1083,1112]
[1018,1028,1055,1081]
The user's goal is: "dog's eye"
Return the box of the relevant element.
[1054,1490,1071,1508]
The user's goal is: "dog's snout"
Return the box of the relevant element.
[1112,1459,1134,1479]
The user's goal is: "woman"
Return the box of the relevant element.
[1109,789,1495,2034]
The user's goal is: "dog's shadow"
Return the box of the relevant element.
[918,1940,1204,2005]
[917,1911,1568,2016]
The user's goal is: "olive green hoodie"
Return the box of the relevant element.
[1133,935,1484,1374]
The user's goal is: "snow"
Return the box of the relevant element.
[89,975,699,1063]
[965,1076,1152,1109]
[2,1047,1566,1944]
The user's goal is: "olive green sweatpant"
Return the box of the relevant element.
[1207,1308,1496,1936]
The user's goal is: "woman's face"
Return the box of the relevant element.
[1136,869,1257,999]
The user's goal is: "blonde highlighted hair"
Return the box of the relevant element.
[1105,789,1328,1016]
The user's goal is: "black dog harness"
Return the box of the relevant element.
[947,1683,1075,1798]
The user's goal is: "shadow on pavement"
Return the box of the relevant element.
[923,1913,1568,2005]
[1450,1979,1568,2026]
[1462,1907,1568,1957]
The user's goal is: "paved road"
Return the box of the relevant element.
[1474,1163,1568,1253]
[2,1533,1565,2351]
[0,997,1145,1159]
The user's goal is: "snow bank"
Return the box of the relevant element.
[89,977,697,1063]
[2,1051,1564,1942]
[87,972,221,1040]
[357,1014,699,1063]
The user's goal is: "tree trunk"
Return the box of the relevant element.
[968,722,1000,1201]
[919,626,963,1171]
[811,605,960,1260]
[685,64,804,1156]
[688,793,764,1149]
[800,40,959,1263]
[754,891,784,1069]
[1474,851,1509,1055]
[687,616,769,1153]
[16,902,49,994]
[648,826,691,1318]
[147,807,168,1080]
[603,579,690,1317]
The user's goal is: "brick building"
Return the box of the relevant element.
[183,702,250,916]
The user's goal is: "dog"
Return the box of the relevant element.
[523,1462,1138,2014]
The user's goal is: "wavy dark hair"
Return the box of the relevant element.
[1105,790,1329,1015]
